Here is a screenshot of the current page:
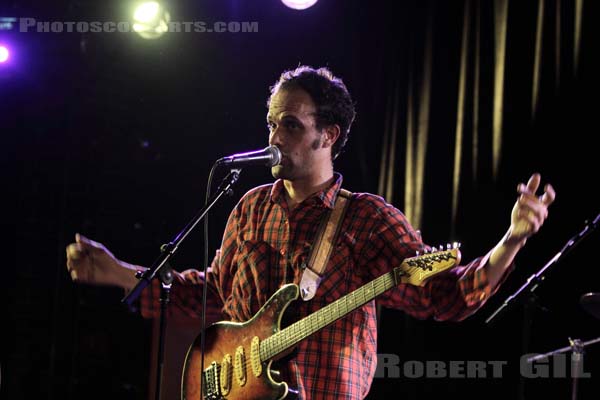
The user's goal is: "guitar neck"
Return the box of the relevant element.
[259,268,400,361]
[258,247,460,362]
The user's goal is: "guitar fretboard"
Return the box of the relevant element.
[259,268,400,361]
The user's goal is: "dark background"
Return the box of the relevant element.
[3,0,599,399]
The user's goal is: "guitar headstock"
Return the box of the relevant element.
[393,243,462,287]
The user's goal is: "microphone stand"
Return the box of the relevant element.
[526,336,600,400]
[122,168,241,400]
[486,212,599,324]
[485,212,599,399]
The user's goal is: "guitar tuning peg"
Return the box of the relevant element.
[452,242,461,249]
[431,246,437,252]
[415,250,420,257]
[446,243,451,250]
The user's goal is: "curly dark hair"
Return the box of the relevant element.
[268,66,356,160]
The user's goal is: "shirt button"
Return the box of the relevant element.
[280,249,286,256]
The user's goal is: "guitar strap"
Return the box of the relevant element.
[299,188,352,301]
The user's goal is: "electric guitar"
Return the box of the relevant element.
[182,246,461,400]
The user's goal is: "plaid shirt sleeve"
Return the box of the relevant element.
[352,193,514,321]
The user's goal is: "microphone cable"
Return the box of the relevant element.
[198,161,218,398]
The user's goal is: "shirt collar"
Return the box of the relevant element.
[270,172,343,209]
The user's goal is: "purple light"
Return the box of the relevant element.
[0,45,9,63]
[281,0,318,11]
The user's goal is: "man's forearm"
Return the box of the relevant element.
[485,228,527,288]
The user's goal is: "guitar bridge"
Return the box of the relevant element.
[202,361,223,400]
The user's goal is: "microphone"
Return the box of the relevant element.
[215,145,282,168]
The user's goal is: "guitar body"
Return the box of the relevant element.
[182,284,300,400]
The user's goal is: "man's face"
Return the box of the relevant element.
[267,87,328,181]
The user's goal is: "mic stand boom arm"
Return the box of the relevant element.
[122,168,241,307]
[486,212,600,325]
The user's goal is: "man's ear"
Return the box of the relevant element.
[322,124,341,148]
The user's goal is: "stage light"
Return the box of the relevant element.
[132,2,170,39]
[0,45,9,63]
[281,0,319,10]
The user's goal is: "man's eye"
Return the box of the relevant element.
[285,121,300,129]
[267,122,276,131]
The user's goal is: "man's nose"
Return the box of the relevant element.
[269,128,283,147]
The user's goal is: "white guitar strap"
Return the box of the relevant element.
[299,189,352,301]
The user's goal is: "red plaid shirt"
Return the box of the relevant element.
[141,173,511,399]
